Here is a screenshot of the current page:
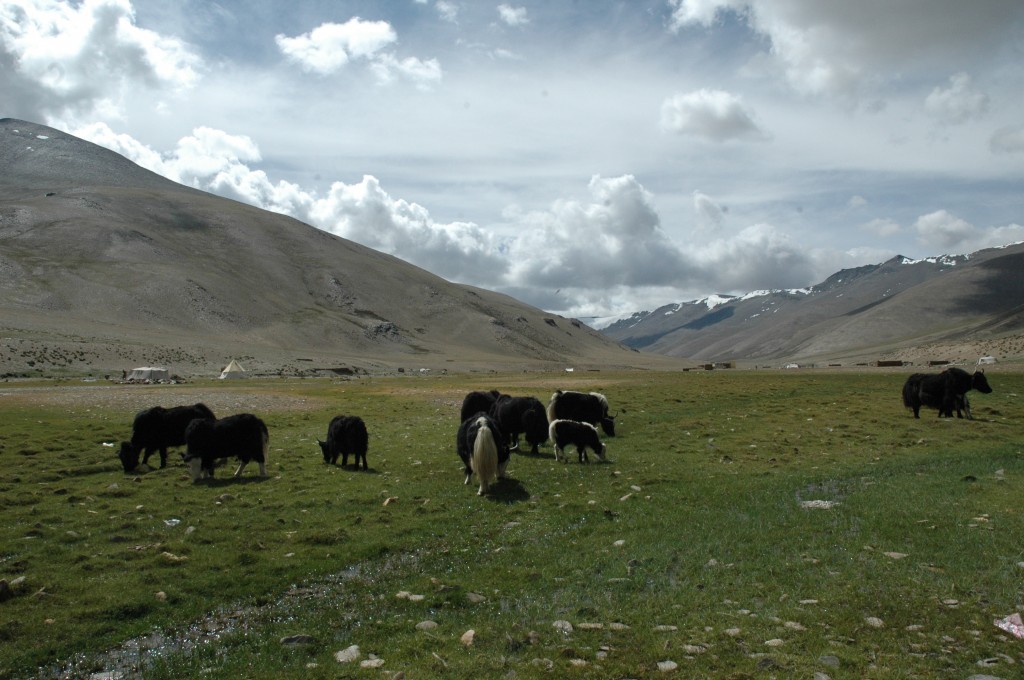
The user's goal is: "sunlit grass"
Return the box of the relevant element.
[1,370,1022,678]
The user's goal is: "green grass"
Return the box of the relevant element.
[1,370,1023,678]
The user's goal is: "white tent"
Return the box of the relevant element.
[978,356,997,365]
[219,360,247,379]
[126,367,169,381]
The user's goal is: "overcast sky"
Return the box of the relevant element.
[3,0,1023,321]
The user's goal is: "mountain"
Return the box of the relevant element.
[602,245,1024,365]
[0,118,674,377]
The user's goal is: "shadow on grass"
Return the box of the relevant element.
[488,476,530,503]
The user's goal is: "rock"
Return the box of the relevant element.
[280,634,316,646]
[819,655,841,668]
[552,620,573,634]
[865,617,885,629]
[765,638,785,647]
[361,655,385,669]
[335,645,361,663]
[416,620,438,631]
[723,627,742,637]
[657,660,679,672]
[577,622,603,630]
[654,625,678,632]
[466,592,486,604]
[154,591,167,601]
[608,622,630,631]
[460,629,475,646]
[784,621,806,631]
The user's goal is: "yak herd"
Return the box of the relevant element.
[115,366,993,496]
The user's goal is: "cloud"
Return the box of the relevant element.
[370,53,443,89]
[990,125,1024,155]
[0,0,200,123]
[497,4,529,27]
[861,218,901,238]
[924,73,989,124]
[693,191,726,236]
[668,0,1024,100]
[435,1,459,23]
[913,209,1024,253]
[660,89,769,142]
[275,18,396,75]
[694,223,817,292]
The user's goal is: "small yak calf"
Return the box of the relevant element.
[549,419,607,463]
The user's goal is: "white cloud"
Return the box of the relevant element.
[436,1,459,23]
[924,73,988,124]
[693,191,725,236]
[497,4,529,27]
[668,0,1024,101]
[660,89,768,142]
[911,210,1024,253]
[990,125,1024,155]
[370,53,443,89]
[275,18,396,75]
[861,218,901,238]
[0,0,200,123]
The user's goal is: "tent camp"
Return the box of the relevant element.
[125,367,169,381]
[219,360,247,379]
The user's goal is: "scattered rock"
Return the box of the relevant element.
[657,660,678,672]
[552,620,573,634]
[361,655,385,669]
[335,645,361,663]
[608,622,630,631]
[160,552,188,563]
[784,621,806,631]
[280,634,315,646]
[800,500,838,509]
[217,494,234,502]
[154,591,167,601]
[460,630,475,646]
[654,625,678,632]
[681,644,707,654]
[883,552,908,560]
[819,655,841,668]
[416,620,438,631]
[466,592,486,604]
[765,638,785,647]
[724,628,742,637]
[865,617,885,629]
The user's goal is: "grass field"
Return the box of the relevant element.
[1,369,1023,679]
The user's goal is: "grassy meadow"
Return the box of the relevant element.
[1,369,1023,679]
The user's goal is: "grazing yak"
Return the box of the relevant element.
[183,413,269,482]
[318,415,369,469]
[489,395,549,454]
[902,367,993,419]
[549,419,607,463]
[119,403,216,472]
[459,389,504,424]
[456,413,510,495]
[546,390,616,436]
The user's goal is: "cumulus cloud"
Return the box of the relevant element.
[924,73,989,124]
[694,223,817,292]
[0,0,200,123]
[660,89,768,142]
[370,53,443,89]
[275,18,396,75]
[497,4,529,27]
[861,218,901,238]
[990,125,1024,155]
[435,1,459,23]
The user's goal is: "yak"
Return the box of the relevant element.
[119,403,216,472]
[549,419,607,463]
[902,367,992,419]
[489,395,549,454]
[459,389,504,424]
[456,413,509,495]
[546,390,616,436]
[318,415,369,469]
[183,413,269,482]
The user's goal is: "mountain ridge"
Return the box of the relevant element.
[602,243,1024,365]
[1,118,679,377]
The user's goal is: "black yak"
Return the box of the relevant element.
[546,390,615,436]
[489,395,549,454]
[902,367,992,419]
[459,389,504,424]
[318,415,369,469]
[183,414,269,482]
[549,419,607,463]
[119,403,216,472]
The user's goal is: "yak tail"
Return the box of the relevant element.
[472,417,498,495]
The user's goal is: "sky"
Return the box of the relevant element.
[3,0,1023,322]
